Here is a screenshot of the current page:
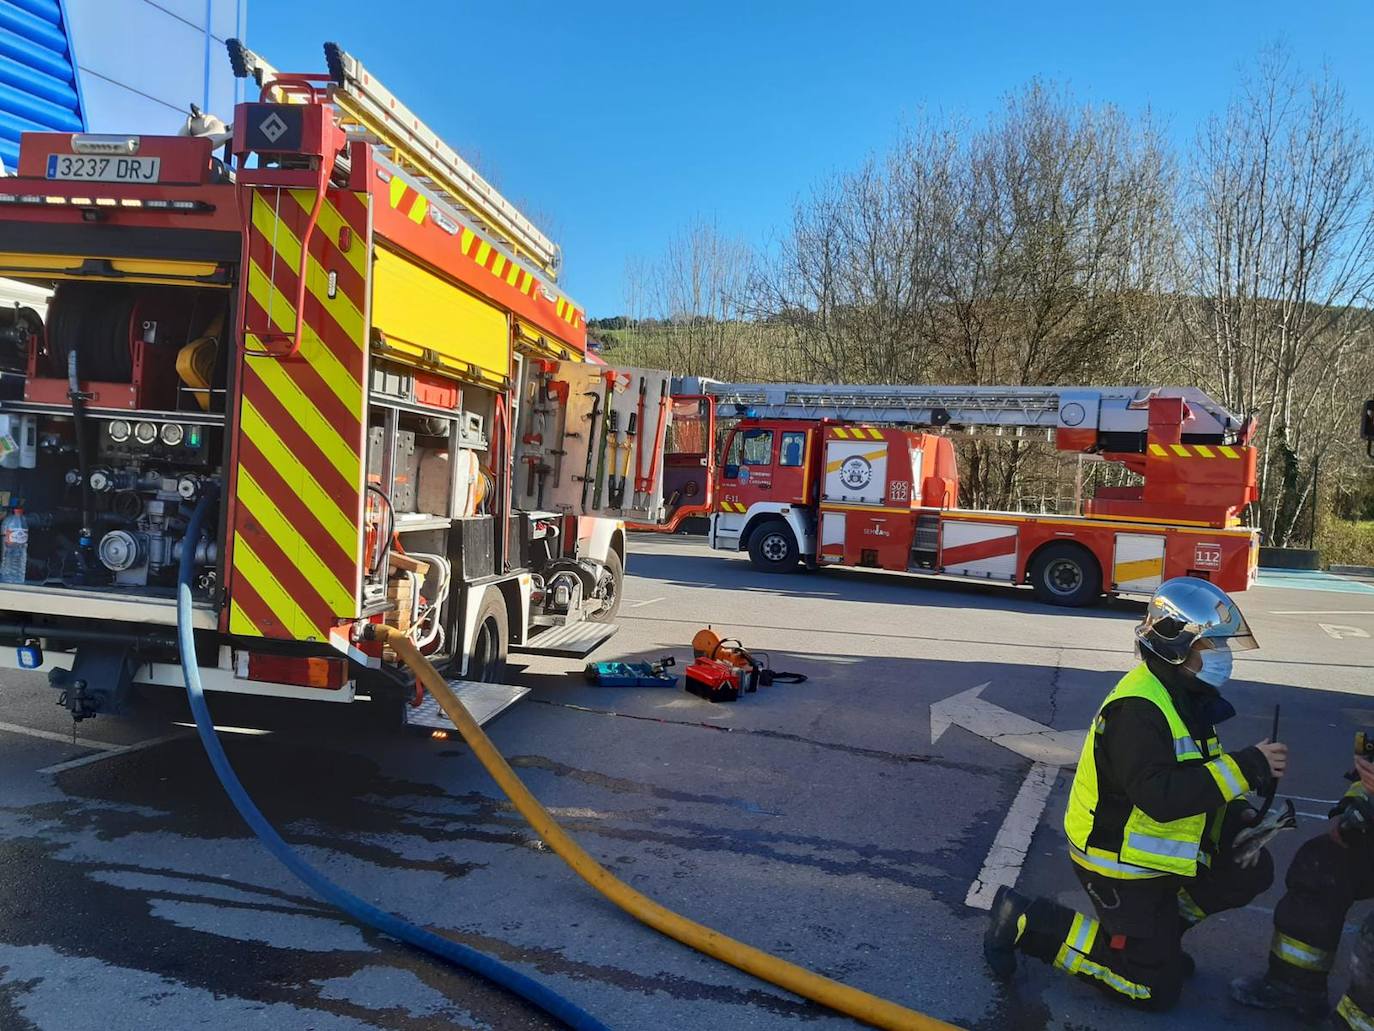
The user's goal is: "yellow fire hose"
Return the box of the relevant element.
[374,627,961,1031]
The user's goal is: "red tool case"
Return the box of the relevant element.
[684,657,757,702]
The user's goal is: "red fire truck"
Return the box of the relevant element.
[670,379,1260,606]
[0,42,674,725]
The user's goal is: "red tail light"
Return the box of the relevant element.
[236,652,347,690]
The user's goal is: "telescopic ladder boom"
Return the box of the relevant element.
[227,39,560,279]
[676,377,1250,447]
[322,43,560,279]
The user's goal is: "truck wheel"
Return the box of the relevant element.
[464,592,509,682]
[588,548,623,623]
[748,519,799,573]
[1029,543,1102,607]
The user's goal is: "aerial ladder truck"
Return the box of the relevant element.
[0,41,672,725]
[666,379,1260,606]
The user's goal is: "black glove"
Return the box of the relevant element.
[1335,796,1374,838]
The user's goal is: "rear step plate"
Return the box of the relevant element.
[512,621,618,658]
[405,680,530,730]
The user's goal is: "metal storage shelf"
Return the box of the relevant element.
[393,514,451,533]
[0,400,226,426]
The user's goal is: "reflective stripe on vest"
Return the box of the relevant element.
[1205,753,1249,800]
[1173,735,1204,761]
[1064,664,1230,878]
[1124,832,1200,864]
[1067,844,1163,880]
[1338,994,1374,1031]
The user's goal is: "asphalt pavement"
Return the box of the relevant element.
[0,534,1371,1030]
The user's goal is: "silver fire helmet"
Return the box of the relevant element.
[1134,576,1259,664]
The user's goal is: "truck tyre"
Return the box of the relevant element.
[1028,543,1102,607]
[748,519,800,573]
[588,548,623,623]
[464,592,509,682]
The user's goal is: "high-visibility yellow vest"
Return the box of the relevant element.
[1064,664,1249,879]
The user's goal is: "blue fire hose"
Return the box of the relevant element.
[175,488,606,1030]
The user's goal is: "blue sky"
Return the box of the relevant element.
[248,1,1374,318]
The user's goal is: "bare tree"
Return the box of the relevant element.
[1183,49,1374,544]
[749,121,953,383]
[923,84,1176,505]
[619,218,772,379]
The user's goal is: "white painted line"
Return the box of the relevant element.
[1284,794,1342,805]
[626,597,665,609]
[37,731,188,775]
[966,762,1059,910]
[1270,610,1374,616]
[172,721,272,736]
[0,720,116,752]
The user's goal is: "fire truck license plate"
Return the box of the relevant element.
[46,154,161,184]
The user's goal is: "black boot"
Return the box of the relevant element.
[1180,951,1196,980]
[985,885,1031,980]
[1229,974,1327,1021]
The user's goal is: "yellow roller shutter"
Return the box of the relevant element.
[371,246,509,387]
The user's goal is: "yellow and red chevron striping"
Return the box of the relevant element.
[225,186,370,642]
[1147,442,1246,460]
[381,171,586,338]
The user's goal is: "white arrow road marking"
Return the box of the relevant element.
[929,682,1088,910]
[1319,623,1370,640]
[931,683,1084,766]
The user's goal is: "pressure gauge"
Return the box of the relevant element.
[160,423,185,447]
[133,421,157,445]
[108,419,131,443]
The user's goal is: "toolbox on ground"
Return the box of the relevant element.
[583,658,678,687]
[684,656,758,702]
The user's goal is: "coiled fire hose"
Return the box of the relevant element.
[175,489,607,1030]
[371,624,960,1031]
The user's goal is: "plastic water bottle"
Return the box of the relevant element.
[1,507,28,584]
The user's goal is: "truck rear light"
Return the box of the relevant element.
[234,651,347,690]
[0,193,210,212]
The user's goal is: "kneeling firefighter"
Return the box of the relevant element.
[983,576,1287,1009]
[1231,751,1374,1026]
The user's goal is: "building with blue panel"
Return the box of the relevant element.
[0,0,247,173]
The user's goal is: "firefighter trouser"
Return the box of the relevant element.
[1016,851,1274,1010]
[1265,830,1374,1029]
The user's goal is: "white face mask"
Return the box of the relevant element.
[1196,647,1233,687]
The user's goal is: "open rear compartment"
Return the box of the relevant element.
[363,356,496,668]
[0,277,232,616]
